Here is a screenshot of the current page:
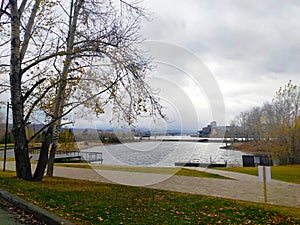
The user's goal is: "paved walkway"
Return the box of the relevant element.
[0,208,23,225]
[1,162,299,208]
[51,166,300,208]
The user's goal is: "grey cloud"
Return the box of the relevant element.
[141,0,300,127]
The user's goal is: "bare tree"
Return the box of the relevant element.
[1,0,163,181]
[270,81,300,164]
[233,81,300,165]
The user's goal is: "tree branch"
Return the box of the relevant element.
[0,0,10,18]
[28,72,126,142]
[18,0,28,16]
[20,0,42,62]
[24,79,60,123]
[23,77,46,102]
[21,51,67,74]
[0,39,10,47]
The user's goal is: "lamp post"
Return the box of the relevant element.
[3,102,9,172]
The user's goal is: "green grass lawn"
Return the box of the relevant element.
[54,163,230,179]
[0,171,299,225]
[0,158,15,162]
[0,143,14,148]
[216,165,300,184]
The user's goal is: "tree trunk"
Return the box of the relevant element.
[46,130,58,177]
[13,126,32,181]
[10,0,32,180]
[33,127,53,181]
[46,123,60,177]
[46,0,84,177]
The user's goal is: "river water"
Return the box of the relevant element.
[81,138,248,167]
[0,137,249,167]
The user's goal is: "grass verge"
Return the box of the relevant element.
[216,165,300,184]
[54,164,229,179]
[0,158,15,162]
[0,171,299,225]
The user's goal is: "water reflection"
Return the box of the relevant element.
[82,141,246,167]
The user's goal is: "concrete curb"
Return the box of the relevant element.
[0,190,75,225]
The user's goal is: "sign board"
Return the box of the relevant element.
[258,166,271,183]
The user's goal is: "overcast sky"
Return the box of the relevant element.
[3,0,300,133]
[123,0,300,131]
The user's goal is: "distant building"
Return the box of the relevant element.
[198,121,240,138]
[210,121,217,127]
[132,128,151,138]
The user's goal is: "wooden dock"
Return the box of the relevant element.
[54,155,82,163]
[175,162,211,167]
[175,161,227,168]
[55,151,103,163]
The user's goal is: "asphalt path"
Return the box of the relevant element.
[0,207,24,225]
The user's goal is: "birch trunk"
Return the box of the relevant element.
[10,0,32,180]
[46,0,84,177]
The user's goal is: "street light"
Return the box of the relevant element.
[3,102,9,172]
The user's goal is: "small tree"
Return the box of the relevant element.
[270,81,300,164]
[59,128,76,152]
[234,81,300,164]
